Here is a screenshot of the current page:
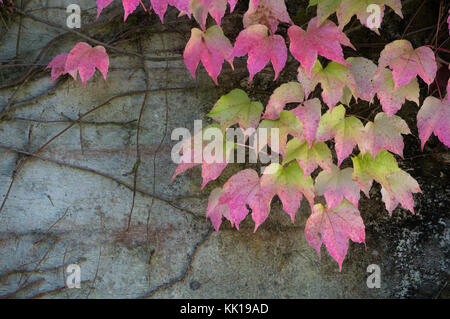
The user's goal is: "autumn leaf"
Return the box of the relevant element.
[46,53,71,83]
[346,57,378,102]
[305,200,365,270]
[417,96,450,149]
[64,42,109,88]
[171,124,234,189]
[315,165,360,210]
[207,187,233,232]
[96,0,140,21]
[207,89,263,131]
[149,0,192,22]
[259,162,315,224]
[380,170,421,215]
[352,150,421,214]
[309,0,403,32]
[337,0,402,32]
[360,112,411,159]
[316,105,364,166]
[263,82,305,120]
[258,110,304,156]
[218,169,264,229]
[372,68,419,116]
[283,138,332,176]
[233,24,287,82]
[290,98,322,148]
[243,0,291,33]
[377,40,437,89]
[183,25,233,85]
[297,61,357,111]
[288,17,355,77]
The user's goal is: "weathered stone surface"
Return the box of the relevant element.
[0,0,448,299]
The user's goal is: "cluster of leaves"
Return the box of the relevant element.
[42,0,449,269]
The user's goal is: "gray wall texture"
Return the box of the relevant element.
[0,0,448,298]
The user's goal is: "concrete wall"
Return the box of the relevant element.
[0,0,448,298]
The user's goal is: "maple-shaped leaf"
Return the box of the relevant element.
[377,40,437,89]
[46,53,71,83]
[316,105,364,166]
[360,112,410,159]
[259,162,315,224]
[351,150,398,196]
[233,24,287,82]
[148,0,190,22]
[206,187,233,232]
[297,61,357,111]
[308,0,340,25]
[288,17,355,77]
[417,96,450,149]
[309,0,403,32]
[305,200,365,270]
[218,169,265,229]
[184,25,233,85]
[258,110,304,156]
[96,0,114,18]
[283,138,332,176]
[351,150,421,214]
[315,165,360,210]
[190,0,236,29]
[263,82,305,120]
[65,42,109,88]
[96,0,141,21]
[207,89,263,131]
[372,68,419,116]
[338,0,402,32]
[290,98,322,147]
[346,57,377,102]
[243,0,291,33]
[380,170,421,215]
[172,124,234,188]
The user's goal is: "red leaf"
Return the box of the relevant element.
[233,24,287,81]
[184,26,233,85]
[288,17,355,77]
[65,42,109,88]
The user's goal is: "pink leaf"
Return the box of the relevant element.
[233,24,287,82]
[305,201,365,271]
[372,69,420,116]
[417,96,450,149]
[263,82,305,119]
[291,98,322,148]
[377,40,437,89]
[206,188,233,232]
[122,0,140,21]
[288,17,355,77]
[96,0,114,18]
[315,165,360,210]
[380,171,422,215]
[259,162,315,224]
[243,0,291,33]
[184,26,233,85]
[347,57,378,102]
[46,53,69,83]
[218,169,261,229]
[65,42,109,88]
[171,126,232,188]
[360,112,411,159]
[190,0,233,29]
[297,61,357,112]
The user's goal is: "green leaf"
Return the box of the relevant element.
[208,89,263,131]
[283,138,332,176]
